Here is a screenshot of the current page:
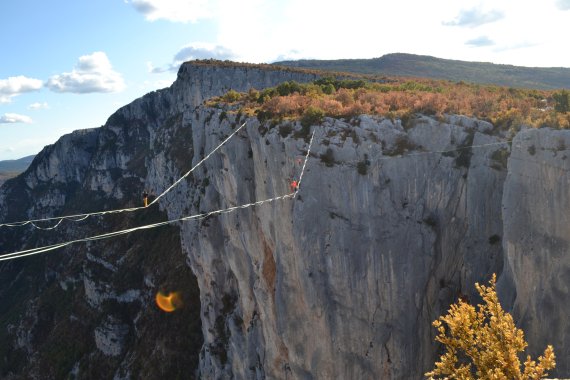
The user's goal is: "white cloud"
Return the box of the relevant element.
[556,0,570,10]
[0,113,33,124]
[46,52,125,94]
[466,36,495,47]
[0,76,43,103]
[150,43,236,73]
[28,102,50,110]
[128,0,211,22]
[443,7,505,27]
[174,44,234,62]
[272,50,305,63]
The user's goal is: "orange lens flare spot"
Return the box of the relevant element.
[155,291,182,312]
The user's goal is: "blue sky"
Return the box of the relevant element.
[1,0,569,160]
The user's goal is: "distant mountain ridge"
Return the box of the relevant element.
[274,53,570,90]
[0,155,35,172]
[0,155,35,185]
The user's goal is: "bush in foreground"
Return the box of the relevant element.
[426,274,555,379]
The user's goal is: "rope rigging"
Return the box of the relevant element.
[0,122,556,262]
[0,121,248,230]
[0,125,531,231]
[0,130,316,262]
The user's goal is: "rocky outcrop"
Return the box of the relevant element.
[0,61,568,379]
[172,62,319,109]
[0,61,321,380]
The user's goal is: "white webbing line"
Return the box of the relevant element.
[0,193,295,261]
[0,122,247,229]
[0,122,536,230]
[29,215,90,230]
[294,130,315,198]
[0,126,316,261]
[149,121,247,206]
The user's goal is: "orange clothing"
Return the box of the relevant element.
[290,180,298,192]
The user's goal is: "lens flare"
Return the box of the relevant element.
[155,291,181,312]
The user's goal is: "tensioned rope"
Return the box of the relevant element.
[0,123,537,231]
[0,130,316,262]
[0,121,248,230]
[294,129,315,197]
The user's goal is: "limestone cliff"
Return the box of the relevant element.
[0,61,568,379]
[499,128,570,367]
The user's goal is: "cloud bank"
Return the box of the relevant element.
[28,102,50,110]
[0,113,33,124]
[443,8,505,27]
[46,52,125,94]
[129,0,211,22]
[150,43,236,73]
[466,36,495,47]
[0,76,43,104]
[556,0,570,10]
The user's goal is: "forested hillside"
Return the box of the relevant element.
[275,53,570,90]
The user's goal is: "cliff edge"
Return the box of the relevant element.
[0,61,568,379]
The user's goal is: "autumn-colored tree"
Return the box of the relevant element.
[214,76,570,130]
[426,274,556,380]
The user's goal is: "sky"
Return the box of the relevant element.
[1,0,569,160]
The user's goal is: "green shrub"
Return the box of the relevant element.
[384,136,417,156]
[279,124,292,137]
[276,81,302,96]
[322,83,336,95]
[255,109,273,123]
[293,123,311,141]
[553,90,570,113]
[320,148,335,167]
[222,90,241,103]
[488,234,501,244]
[247,88,259,102]
[301,106,325,128]
[490,148,509,170]
[257,88,276,103]
[357,160,368,175]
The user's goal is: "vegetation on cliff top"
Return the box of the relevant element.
[426,274,555,379]
[211,77,570,131]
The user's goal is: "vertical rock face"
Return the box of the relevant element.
[171,62,319,109]
[0,61,321,380]
[166,112,509,379]
[0,61,569,379]
[499,128,570,373]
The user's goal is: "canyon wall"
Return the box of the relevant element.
[0,61,568,379]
